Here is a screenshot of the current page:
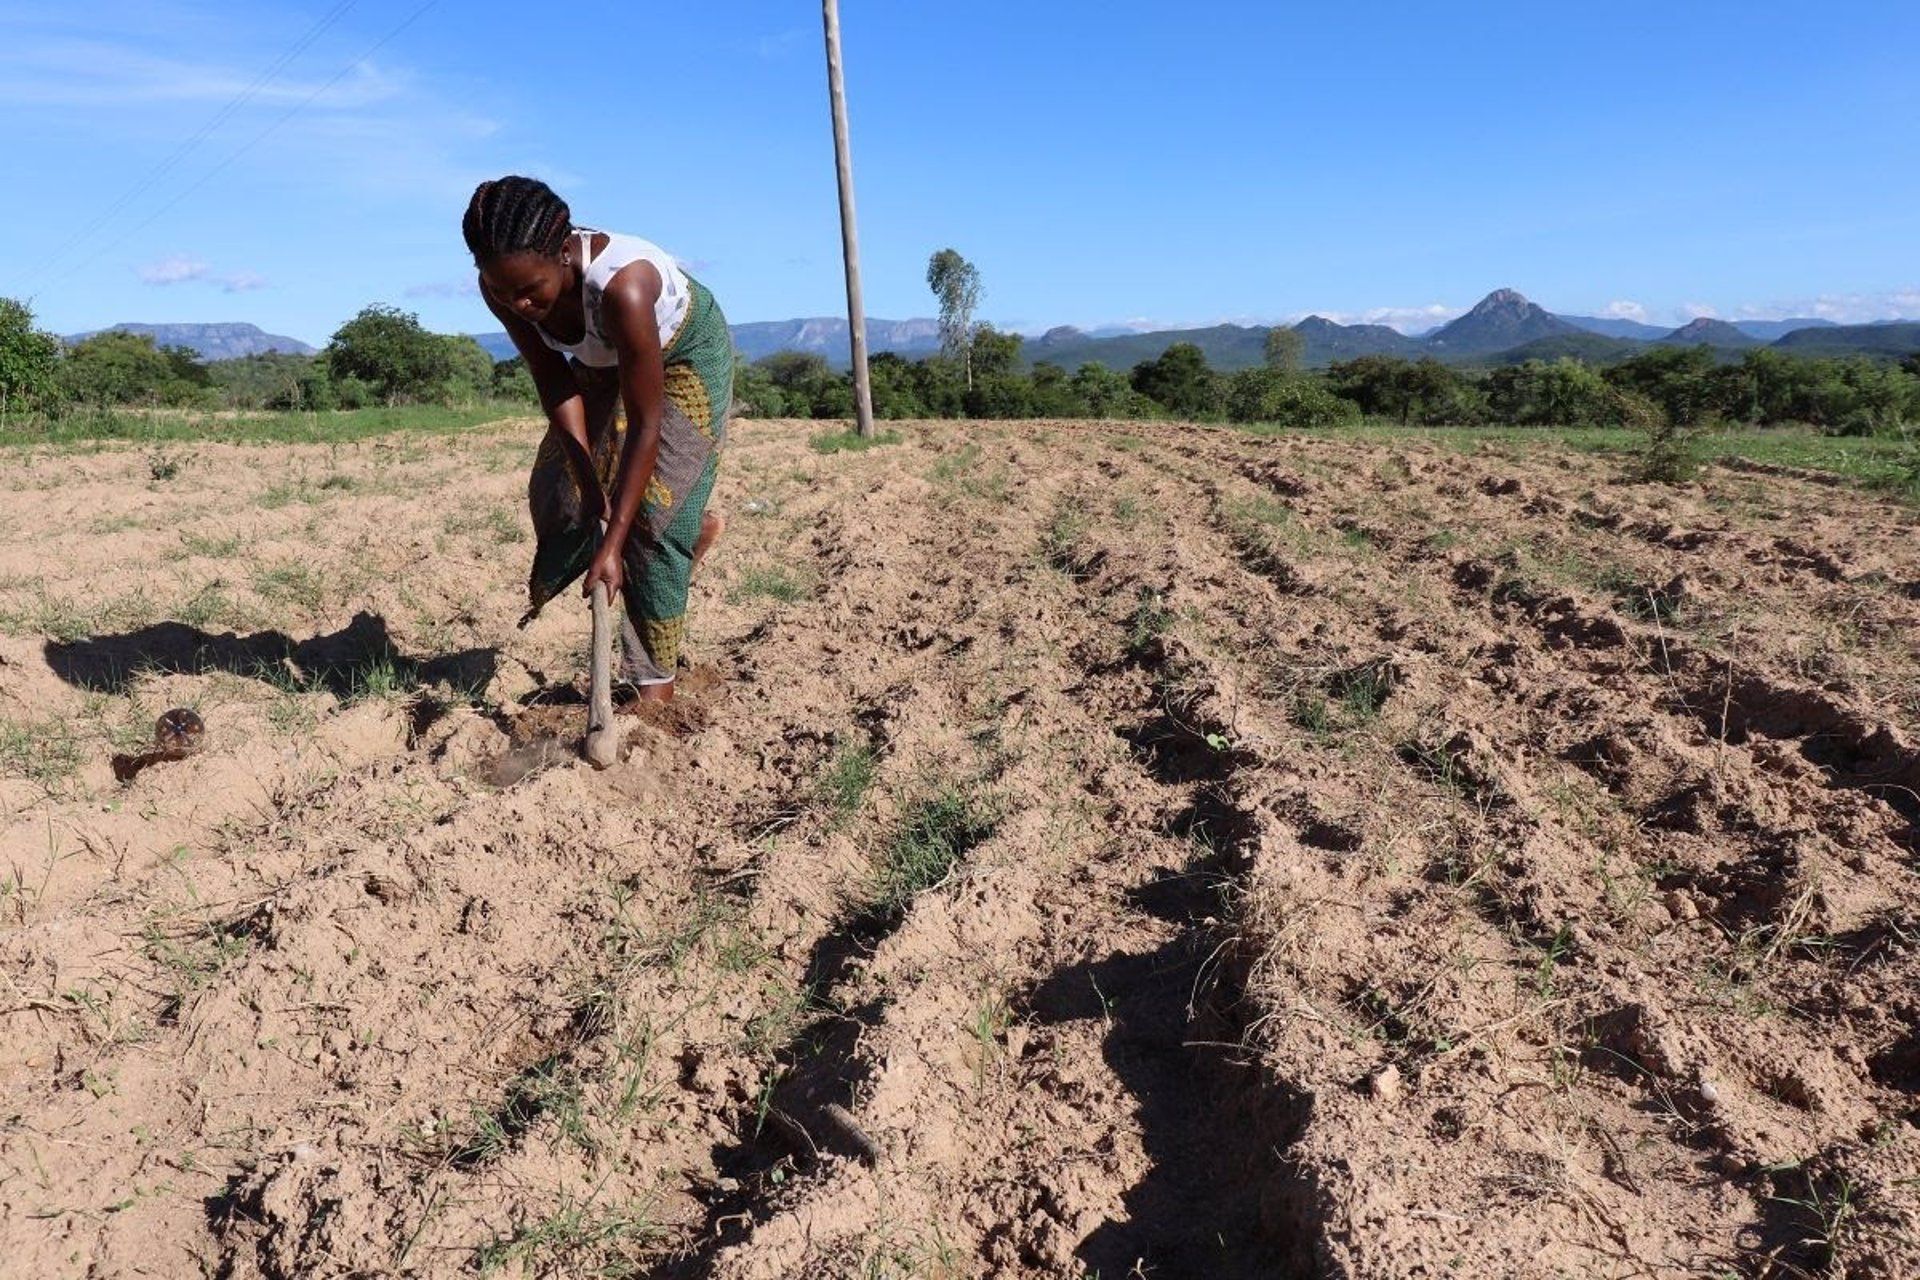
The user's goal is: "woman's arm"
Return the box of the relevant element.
[481,285,606,522]
[581,261,667,598]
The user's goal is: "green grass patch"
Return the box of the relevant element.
[1246,421,1919,501]
[178,531,244,560]
[730,564,813,604]
[474,1189,668,1277]
[0,585,159,642]
[874,786,999,915]
[446,505,527,544]
[810,428,902,454]
[1127,587,1174,659]
[817,742,878,819]
[252,562,328,615]
[0,403,530,450]
[928,443,1012,501]
[0,714,85,787]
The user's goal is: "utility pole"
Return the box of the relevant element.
[822,0,875,438]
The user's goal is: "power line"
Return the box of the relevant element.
[10,0,359,297]
[98,0,440,255]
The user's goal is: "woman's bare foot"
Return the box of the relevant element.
[692,510,726,573]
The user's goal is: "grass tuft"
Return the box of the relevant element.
[818,743,878,819]
[811,428,902,454]
[875,786,999,915]
[730,564,813,604]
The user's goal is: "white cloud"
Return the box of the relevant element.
[1293,303,1460,334]
[1680,302,1720,320]
[0,38,407,111]
[136,254,267,292]
[0,17,500,208]
[1727,289,1920,324]
[137,254,209,285]
[1602,300,1647,322]
[404,280,479,300]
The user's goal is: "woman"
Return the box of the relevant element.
[463,175,729,702]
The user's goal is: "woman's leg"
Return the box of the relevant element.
[617,429,720,703]
[692,509,726,572]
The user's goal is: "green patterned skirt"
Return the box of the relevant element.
[525,277,732,685]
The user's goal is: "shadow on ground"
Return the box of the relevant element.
[43,611,496,701]
[1023,838,1312,1280]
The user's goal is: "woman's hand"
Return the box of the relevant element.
[583,535,624,600]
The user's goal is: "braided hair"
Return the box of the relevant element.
[463,175,572,265]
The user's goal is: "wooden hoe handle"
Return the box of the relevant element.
[585,581,619,769]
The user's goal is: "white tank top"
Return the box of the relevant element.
[535,228,692,368]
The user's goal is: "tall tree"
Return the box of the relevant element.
[0,297,60,423]
[926,248,982,389]
[1264,325,1304,374]
[325,305,453,404]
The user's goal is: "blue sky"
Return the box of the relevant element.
[3,0,1916,344]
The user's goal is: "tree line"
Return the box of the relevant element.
[735,335,1920,438]
[5,292,1916,437]
[0,298,529,418]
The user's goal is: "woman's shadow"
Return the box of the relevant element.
[42,611,497,702]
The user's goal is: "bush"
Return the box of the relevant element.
[491,357,538,403]
[210,351,314,410]
[1224,368,1360,427]
[324,305,454,404]
[1132,342,1220,418]
[1325,355,1472,425]
[56,331,210,408]
[0,298,62,417]
[1486,358,1618,426]
[1603,346,1720,427]
[438,334,496,403]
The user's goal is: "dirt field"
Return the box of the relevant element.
[1,416,1916,1278]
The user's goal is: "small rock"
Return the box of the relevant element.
[1698,1076,1722,1109]
[1663,890,1699,922]
[1370,1064,1403,1103]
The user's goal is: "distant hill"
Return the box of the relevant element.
[1659,318,1760,349]
[1292,315,1424,363]
[1425,289,1583,357]
[728,317,942,364]
[1024,323,1271,372]
[82,300,1920,379]
[1770,322,1920,359]
[1562,315,1671,341]
[470,317,946,368]
[64,322,314,360]
[1733,318,1835,341]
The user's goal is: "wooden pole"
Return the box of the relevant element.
[823,0,875,438]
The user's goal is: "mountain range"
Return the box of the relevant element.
[68,295,1915,371]
[1002,292,1909,371]
[63,322,314,360]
